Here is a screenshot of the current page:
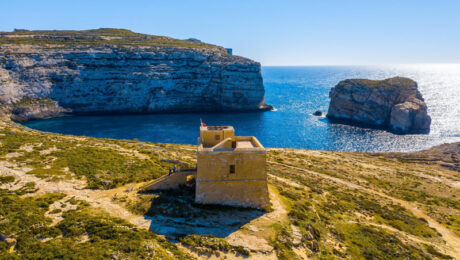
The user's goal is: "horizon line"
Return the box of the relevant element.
[261,63,460,67]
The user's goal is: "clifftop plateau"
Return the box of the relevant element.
[0,120,458,259]
[0,28,217,49]
[0,28,270,121]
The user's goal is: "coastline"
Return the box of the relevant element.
[4,103,274,123]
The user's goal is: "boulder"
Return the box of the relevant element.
[10,97,70,121]
[327,77,431,134]
[312,110,323,116]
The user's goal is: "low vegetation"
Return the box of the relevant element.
[12,97,56,108]
[0,175,14,184]
[0,126,195,189]
[338,77,415,90]
[0,188,191,259]
[52,146,162,189]
[0,122,458,259]
[267,148,458,259]
[180,234,250,256]
[0,28,216,49]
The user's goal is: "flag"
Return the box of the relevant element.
[200,118,206,127]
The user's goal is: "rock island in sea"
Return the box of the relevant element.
[327,76,431,134]
[0,28,271,121]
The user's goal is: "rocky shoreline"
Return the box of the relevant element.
[7,97,70,121]
[327,77,431,134]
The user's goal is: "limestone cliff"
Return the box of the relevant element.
[0,29,269,120]
[9,97,70,121]
[327,77,431,134]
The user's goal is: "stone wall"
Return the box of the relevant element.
[196,150,270,210]
[142,171,195,191]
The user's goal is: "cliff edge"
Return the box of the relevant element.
[327,77,431,134]
[0,28,270,121]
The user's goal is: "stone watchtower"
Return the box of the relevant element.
[196,126,270,210]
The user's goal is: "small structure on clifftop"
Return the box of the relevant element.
[196,125,269,210]
[326,77,431,134]
[142,124,270,210]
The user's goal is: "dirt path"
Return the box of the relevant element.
[0,162,152,229]
[0,161,290,259]
[268,160,460,258]
[408,170,460,188]
[271,148,460,188]
[351,221,444,251]
[178,245,278,260]
[269,174,305,189]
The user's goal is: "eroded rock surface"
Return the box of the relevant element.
[0,29,269,121]
[9,97,70,121]
[327,77,431,134]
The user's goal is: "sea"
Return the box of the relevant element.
[23,65,460,152]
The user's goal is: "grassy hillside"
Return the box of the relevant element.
[0,121,458,259]
[0,28,217,49]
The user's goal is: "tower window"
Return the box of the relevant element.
[232,141,236,148]
[229,165,235,174]
[215,135,220,140]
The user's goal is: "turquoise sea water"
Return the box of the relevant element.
[23,65,460,152]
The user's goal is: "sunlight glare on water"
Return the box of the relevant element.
[24,65,460,152]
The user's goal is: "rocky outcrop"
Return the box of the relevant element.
[0,29,270,121]
[9,97,70,121]
[312,110,323,116]
[385,142,460,172]
[327,77,431,134]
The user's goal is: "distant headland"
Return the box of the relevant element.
[0,28,271,122]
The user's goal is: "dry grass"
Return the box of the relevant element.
[0,122,458,259]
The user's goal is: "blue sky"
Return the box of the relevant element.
[1,0,459,65]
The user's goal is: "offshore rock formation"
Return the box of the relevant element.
[0,29,269,121]
[327,77,431,134]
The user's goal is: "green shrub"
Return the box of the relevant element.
[424,245,453,259]
[14,182,38,195]
[0,189,191,259]
[335,223,430,259]
[49,209,62,214]
[0,176,15,184]
[270,225,299,260]
[52,146,165,189]
[13,97,55,108]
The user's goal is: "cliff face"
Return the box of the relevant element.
[327,77,431,134]
[0,29,268,120]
